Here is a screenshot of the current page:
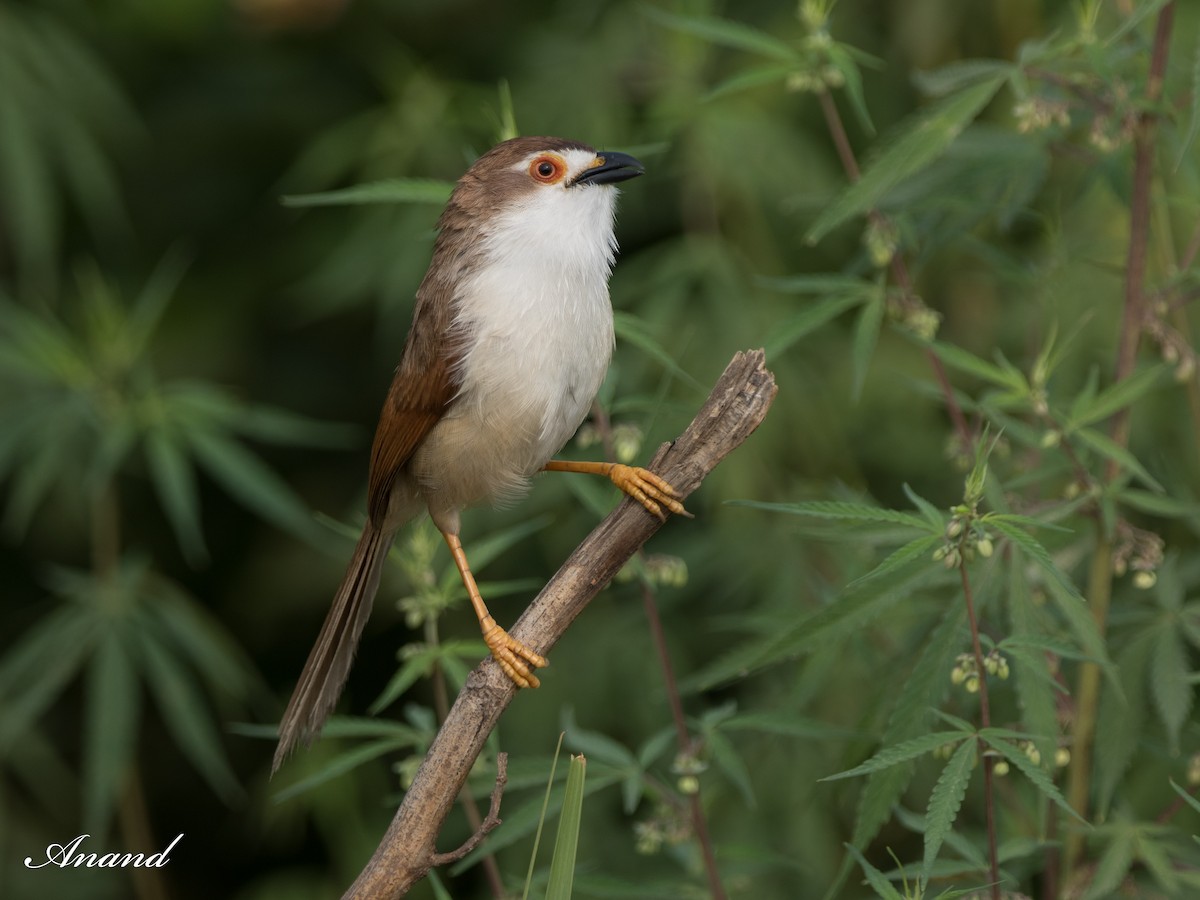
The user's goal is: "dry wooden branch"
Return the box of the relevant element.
[342,349,778,899]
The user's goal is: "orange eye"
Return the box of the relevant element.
[529,155,565,183]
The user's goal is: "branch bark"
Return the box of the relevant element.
[342,349,778,899]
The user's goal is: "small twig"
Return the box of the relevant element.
[428,753,508,866]
[341,350,777,899]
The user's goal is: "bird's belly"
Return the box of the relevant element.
[410,297,613,516]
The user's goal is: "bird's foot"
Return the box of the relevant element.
[607,464,690,521]
[482,620,547,689]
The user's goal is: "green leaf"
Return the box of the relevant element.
[843,844,904,900]
[1150,619,1191,755]
[829,43,876,135]
[928,340,1027,392]
[522,736,564,900]
[903,483,945,531]
[850,290,885,400]
[730,499,930,530]
[613,311,704,390]
[707,729,755,807]
[986,517,1080,602]
[564,711,636,768]
[1067,365,1164,430]
[642,7,801,63]
[763,291,866,358]
[186,428,320,542]
[1117,489,1200,520]
[828,603,965,900]
[806,76,1006,243]
[1073,427,1163,492]
[706,64,795,101]
[820,731,967,782]
[145,429,207,565]
[921,739,976,887]
[1082,824,1136,900]
[1005,565,1061,768]
[1176,43,1200,169]
[695,547,939,688]
[273,738,415,802]
[0,603,98,753]
[281,177,453,208]
[83,629,140,831]
[545,755,586,900]
[136,629,241,802]
[982,733,1085,824]
[913,59,1014,97]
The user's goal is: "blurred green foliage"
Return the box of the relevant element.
[2,1,1200,899]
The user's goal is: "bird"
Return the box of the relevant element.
[273,136,686,773]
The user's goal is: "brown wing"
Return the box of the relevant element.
[365,293,460,525]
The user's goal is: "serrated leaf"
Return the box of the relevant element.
[281,177,453,208]
[730,499,931,529]
[1005,566,1063,768]
[1082,825,1136,900]
[921,739,976,887]
[1150,619,1191,755]
[982,733,1085,824]
[807,76,1006,243]
[828,603,965,900]
[820,731,967,782]
[987,517,1080,602]
[694,550,939,689]
[903,483,945,530]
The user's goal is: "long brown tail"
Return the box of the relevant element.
[272,521,393,774]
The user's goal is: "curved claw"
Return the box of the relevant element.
[482,621,547,689]
[608,464,690,520]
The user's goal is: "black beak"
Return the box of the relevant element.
[572,150,645,186]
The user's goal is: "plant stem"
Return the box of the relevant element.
[1064,2,1175,880]
[1063,536,1113,872]
[959,561,1000,900]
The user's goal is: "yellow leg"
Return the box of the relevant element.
[543,460,689,520]
[441,530,547,688]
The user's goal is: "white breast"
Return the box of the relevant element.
[411,180,619,516]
